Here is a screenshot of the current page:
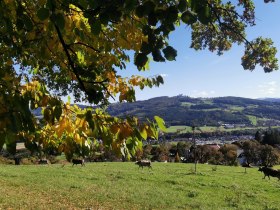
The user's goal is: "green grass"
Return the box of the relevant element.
[247,115,258,126]
[167,125,280,134]
[180,102,194,107]
[199,126,225,132]
[167,126,226,133]
[200,99,213,104]
[166,125,192,133]
[0,163,279,209]
[228,106,245,112]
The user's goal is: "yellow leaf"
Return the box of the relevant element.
[66,125,73,133]
[55,125,62,138]
[41,95,49,106]
[120,124,133,139]
[74,133,82,144]
[111,124,120,134]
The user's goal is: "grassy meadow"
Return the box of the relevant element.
[166,125,280,134]
[0,162,279,209]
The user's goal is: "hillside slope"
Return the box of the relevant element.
[33,96,280,128]
[106,96,280,127]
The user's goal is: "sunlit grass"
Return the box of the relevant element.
[228,106,245,112]
[0,163,279,209]
[247,115,258,126]
[167,125,280,134]
[167,125,225,133]
[166,125,192,133]
[180,102,194,107]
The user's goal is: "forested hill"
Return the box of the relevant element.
[106,96,280,127]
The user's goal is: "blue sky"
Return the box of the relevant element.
[118,1,280,101]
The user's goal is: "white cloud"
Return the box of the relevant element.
[258,81,278,96]
[190,90,216,98]
[268,81,277,85]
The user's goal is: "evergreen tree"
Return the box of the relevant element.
[255,130,262,142]
[263,129,280,145]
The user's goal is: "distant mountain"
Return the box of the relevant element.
[32,95,280,128]
[106,95,280,127]
[259,98,280,103]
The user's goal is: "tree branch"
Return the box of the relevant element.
[52,21,87,94]
[70,42,101,53]
[207,2,254,50]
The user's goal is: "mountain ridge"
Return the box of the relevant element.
[105,95,280,127]
[33,96,280,128]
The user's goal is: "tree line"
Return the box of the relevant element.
[81,130,280,168]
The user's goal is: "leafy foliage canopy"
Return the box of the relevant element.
[0,0,278,157]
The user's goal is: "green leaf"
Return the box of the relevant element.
[152,50,165,62]
[125,0,138,11]
[141,42,152,54]
[140,127,148,140]
[126,88,136,102]
[4,19,13,34]
[77,51,85,65]
[109,9,122,22]
[16,18,24,30]
[165,6,178,23]
[54,105,62,121]
[143,1,156,15]
[181,10,197,25]
[135,5,145,18]
[142,25,151,35]
[163,46,177,61]
[32,66,39,74]
[191,0,199,11]
[23,14,33,31]
[55,13,65,30]
[197,5,211,24]
[100,12,110,25]
[37,8,50,21]
[78,0,88,8]
[145,79,153,88]
[148,13,158,26]
[154,116,167,132]
[91,20,101,35]
[88,0,100,9]
[156,75,164,84]
[178,0,188,12]
[134,53,148,69]
[85,110,95,129]
[150,123,159,139]
[161,23,175,33]
[46,0,56,10]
